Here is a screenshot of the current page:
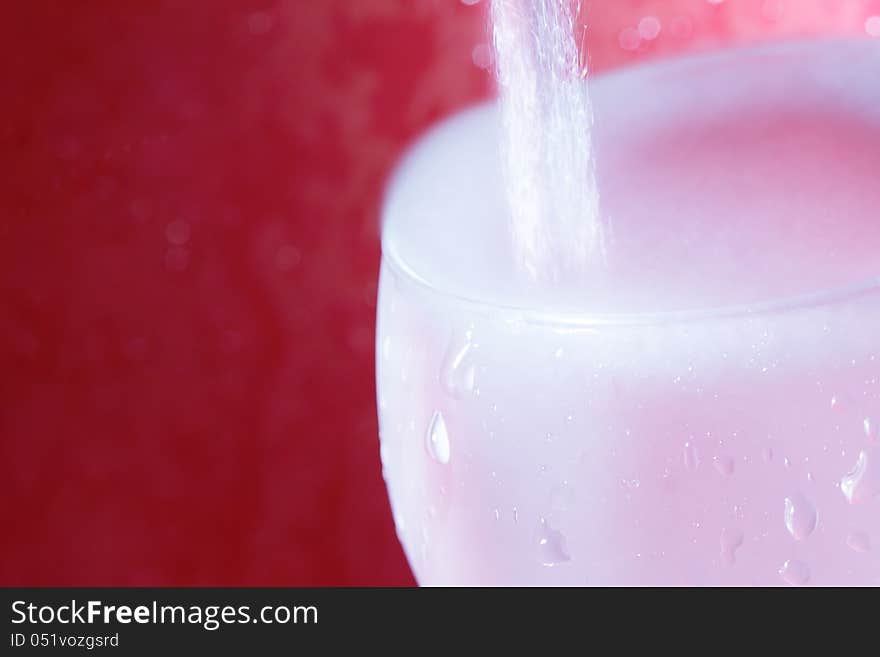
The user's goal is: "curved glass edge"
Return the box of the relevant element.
[381,247,880,328]
[379,37,880,329]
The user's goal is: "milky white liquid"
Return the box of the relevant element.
[376,40,880,586]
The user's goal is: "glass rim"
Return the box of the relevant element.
[380,37,880,329]
[382,245,880,328]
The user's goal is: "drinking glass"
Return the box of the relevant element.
[376,39,880,585]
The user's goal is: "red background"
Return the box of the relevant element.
[2,1,877,585]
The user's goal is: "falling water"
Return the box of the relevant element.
[491,0,602,283]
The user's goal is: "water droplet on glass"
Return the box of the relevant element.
[865,417,877,444]
[425,410,451,465]
[536,519,570,567]
[719,527,744,564]
[783,492,818,541]
[840,448,880,504]
[778,559,810,586]
[762,447,774,462]
[713,455,734,476]
[846,531,871,553]
[683,442,699,471]
[440,337,476,399]
[493,508,501,521]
